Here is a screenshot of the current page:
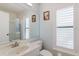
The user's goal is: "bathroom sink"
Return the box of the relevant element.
[0,40,29,55]
[8,41,29,55]
[8,45,29,55]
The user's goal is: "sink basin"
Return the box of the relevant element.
[8,45,29,55]
[8,41,29,55]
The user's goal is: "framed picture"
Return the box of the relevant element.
[43,11,49,20]
[32,15,36,22]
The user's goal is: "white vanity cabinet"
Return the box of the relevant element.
[23,45,41,56]
[21,40,42,56]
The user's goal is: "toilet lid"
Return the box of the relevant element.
[40,50,52,56]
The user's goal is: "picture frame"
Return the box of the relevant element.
[32,15,36,22]
[43,11,49,20]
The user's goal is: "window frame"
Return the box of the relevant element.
[56,6,74,49]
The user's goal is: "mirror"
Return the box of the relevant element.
[0,3,33,43]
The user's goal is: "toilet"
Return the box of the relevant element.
[31,40,53,56]
[40,49,53,56]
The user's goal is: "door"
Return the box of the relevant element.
[0,11,9,42]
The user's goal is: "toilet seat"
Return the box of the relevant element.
[40,49,53,56]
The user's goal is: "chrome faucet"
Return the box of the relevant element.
[14,41,19,47]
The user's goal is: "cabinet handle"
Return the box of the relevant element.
[6,33,9,36]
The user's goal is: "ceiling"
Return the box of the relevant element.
[0,3,32,14]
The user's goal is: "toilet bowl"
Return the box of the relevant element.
[40,49,53,56]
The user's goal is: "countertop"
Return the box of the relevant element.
[0,41,40,56]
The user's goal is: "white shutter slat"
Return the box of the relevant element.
[56,6,74,49]
[56,7,74,27]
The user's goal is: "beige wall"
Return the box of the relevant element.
[74,3,79,53]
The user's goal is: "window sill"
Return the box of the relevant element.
[53,48,79,56]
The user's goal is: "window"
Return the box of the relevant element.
[26,18,30,39]
[56,6,74,49]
